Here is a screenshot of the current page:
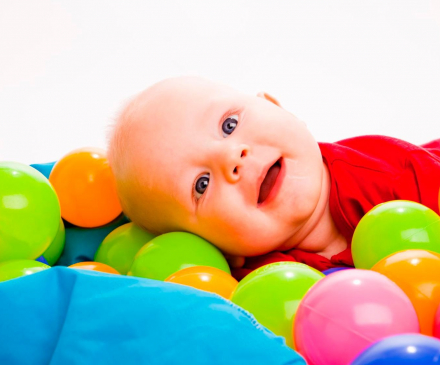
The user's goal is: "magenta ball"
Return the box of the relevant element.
[294,269,420,365]
[434,304,440,339]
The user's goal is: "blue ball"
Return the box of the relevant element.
[35,256,49,265]
[351,333,440,364]
[322,267,351,276]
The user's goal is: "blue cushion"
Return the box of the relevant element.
[0,267,305,364]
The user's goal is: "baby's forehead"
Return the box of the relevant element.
[134,88,240,141]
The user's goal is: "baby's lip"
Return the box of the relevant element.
[256,157,284,207]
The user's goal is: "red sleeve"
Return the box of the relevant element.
[394,145,440,214]
[420,139,440,159]
[320,136,440,245]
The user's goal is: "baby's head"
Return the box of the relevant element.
[107,76,325,257]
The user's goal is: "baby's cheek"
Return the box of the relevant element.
[211,228,270,256]
[199,204,272,254]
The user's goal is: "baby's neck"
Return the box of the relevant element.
[279,162,348,259]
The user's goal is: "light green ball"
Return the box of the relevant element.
[95,222,156,275]
[230,261,324,348]
[0,259,50,282]
[128,232,230,281]
[0,162,61,263]
[42,218,66,265]
[352,200,440,269]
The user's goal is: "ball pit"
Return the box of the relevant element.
[294,269,420,365]
[352,200,440,269]
[2,154,440,364]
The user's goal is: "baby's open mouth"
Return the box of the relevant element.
[258,158,282,204]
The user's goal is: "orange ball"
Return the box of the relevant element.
[371,249,440,336]
[165,266,238,299]
[49,147,122,227]
[69,261,120,275]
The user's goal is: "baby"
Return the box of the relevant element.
[107,76,440,280]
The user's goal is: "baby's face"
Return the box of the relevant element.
[125,77,324,256]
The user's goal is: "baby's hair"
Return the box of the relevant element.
[105,91,162,234]
[105,94,137,175]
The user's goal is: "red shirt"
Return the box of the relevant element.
[232,135,440,281]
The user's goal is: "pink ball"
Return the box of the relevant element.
[294,269,420,365]
[434,304,440,339]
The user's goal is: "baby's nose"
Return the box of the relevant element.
[221,144,250,183]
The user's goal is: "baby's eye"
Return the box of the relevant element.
[194,173,210,199]
[222,114,238,138]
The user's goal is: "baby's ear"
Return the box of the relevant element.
[257,92,282,108]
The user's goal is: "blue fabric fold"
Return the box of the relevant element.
[0,267,305,365]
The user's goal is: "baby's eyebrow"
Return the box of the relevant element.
[201,97,231,125]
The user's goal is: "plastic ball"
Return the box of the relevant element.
[49,147,122,227]
[372,249,440,336]
[434,304,440,339]
[41,217,66,265]
[231,262,324,348]
[69,261,120,275]
[0,259,50,282]
[128,232,230,281]
[94,223,155,275]
[351,333,440,364]
[322,267,352,275]
[0,162,61,263]
[352,200,440,269]
[35,256,49,265]
[165,266,238,299]
[294,269,419,365]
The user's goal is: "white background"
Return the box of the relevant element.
[1,0,440,165]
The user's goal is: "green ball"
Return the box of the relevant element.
[94,222,156,275]
[0,259,50,282]
[128,232,230,280]
[230,262,324,348]
[42,218,66,265]
[0,162,61,263]
[352,200,440,269]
